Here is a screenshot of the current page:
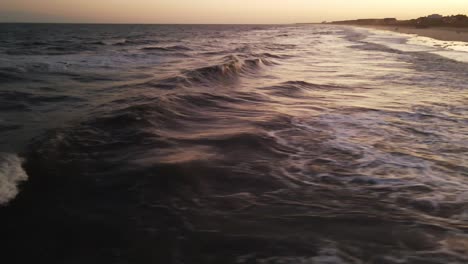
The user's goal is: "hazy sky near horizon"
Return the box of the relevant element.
[1,0,467,24]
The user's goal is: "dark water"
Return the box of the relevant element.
[0,24,467,264]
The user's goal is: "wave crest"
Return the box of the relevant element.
[141,45,191,52]
[182,55,275,84]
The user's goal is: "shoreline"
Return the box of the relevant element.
[360,25,468,42]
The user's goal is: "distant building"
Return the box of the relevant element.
[427,14,443,19]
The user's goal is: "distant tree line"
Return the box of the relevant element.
[331,15,468,28]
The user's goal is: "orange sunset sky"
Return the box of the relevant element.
[1,0,467,24]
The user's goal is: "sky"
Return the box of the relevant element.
[1,0,467,24]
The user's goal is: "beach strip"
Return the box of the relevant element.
[363,26,468,42]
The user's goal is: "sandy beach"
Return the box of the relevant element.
[365,26,468,42]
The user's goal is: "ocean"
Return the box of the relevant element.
[0,24,467,263]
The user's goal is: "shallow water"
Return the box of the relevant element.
[0,24,467,264]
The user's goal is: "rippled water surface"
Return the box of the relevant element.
[0,24,467,264]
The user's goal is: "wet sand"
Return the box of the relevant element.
[364,26,468,42]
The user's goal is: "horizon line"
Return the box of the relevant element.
[1,13,466,26]
[0,22,324,25]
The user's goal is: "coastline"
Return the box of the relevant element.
[360,25,468,42]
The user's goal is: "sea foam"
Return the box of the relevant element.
[0,153,27,205]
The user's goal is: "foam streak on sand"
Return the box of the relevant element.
[362,26,468,42]
[354,26,468,63]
